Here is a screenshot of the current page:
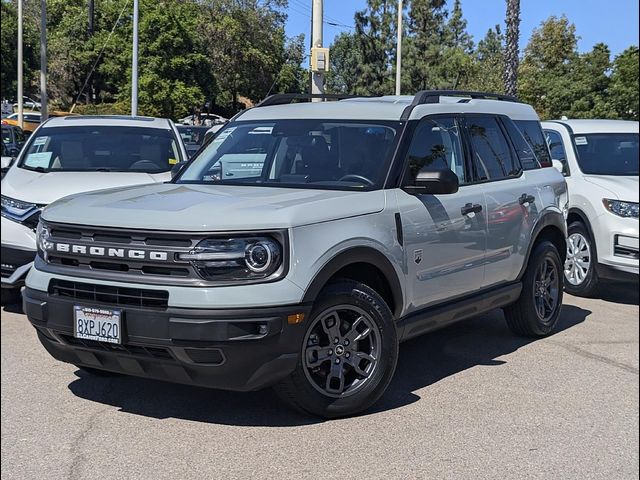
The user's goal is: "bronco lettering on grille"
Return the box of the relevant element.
[53,243,168,261]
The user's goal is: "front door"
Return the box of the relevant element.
[396,115,488,314]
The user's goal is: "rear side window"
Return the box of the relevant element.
[514,120,552,167]
[404,116,467,184]
[467,116,520,181]
[502,118,540,170]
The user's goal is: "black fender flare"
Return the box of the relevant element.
[517,209,567,280]
[301,246,404,318]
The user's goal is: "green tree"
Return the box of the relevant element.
[608,46,639,120]
[403,0,448,91]
[274,34,308,95]
[465,25,504,93]
[327,32,363,94]
[440,0,474,88]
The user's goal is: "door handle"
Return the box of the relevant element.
[461,203,483,216]
[519,193,536,205]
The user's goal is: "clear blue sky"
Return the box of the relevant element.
[285,0,639,56]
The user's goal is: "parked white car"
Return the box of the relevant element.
[1,115,187,304]
[542,119,639,296]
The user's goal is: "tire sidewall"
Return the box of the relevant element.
[287,280,398,418]
[524,241,564,336]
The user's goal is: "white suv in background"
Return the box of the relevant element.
[1,115,187,305]
[543,119,639,296]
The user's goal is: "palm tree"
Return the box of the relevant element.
[504,0,520,96]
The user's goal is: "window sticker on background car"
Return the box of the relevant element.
[32,136,48,146]
[25,152,52,168]
[574,136,588,145]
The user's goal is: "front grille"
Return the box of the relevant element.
[59,334,173,359]
[1,245,36,277]
[44,223,203,283]
[49,279,169,309]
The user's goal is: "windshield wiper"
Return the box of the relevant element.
[92,167,112,172]
[24,166,47,173]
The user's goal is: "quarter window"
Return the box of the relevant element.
[468,116,520,181]
[514,120,552,167]
[405,117,466,184]
[544,130,567,162]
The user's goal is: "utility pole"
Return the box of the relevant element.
[88,0,94,36]
[310,0,324,98]
[17,0,24,128]
[40,0,48,121]
[131,0,139,116]
[395,0,403,95]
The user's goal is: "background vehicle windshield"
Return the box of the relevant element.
[178,120,400,190]
[574,133,639,176]
[19,125,180,172]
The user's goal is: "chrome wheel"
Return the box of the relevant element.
[565,232,591,286]
[534,257,560,322]
[303,305,381,398]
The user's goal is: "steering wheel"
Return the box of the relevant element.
[338,174,375,187]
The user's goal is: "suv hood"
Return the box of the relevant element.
[2,167,170,205]
[42,183,387,230]
[583,175,639,202]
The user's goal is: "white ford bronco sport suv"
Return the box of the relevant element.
[25,91,568,418]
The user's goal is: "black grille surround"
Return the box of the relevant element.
[37,221,289,287]
[49,279,169,309]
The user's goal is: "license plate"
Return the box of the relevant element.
[74,306,122,344]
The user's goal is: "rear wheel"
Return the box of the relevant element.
[275,279,398,418]
[505,241,563,337]
[564,221,600,297]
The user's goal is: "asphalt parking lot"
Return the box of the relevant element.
[1,284,638,480]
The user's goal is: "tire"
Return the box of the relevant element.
[76,366,121,377]
[1,288,21,307]
[275,279,398,418]
[504,241,564,337]
[564,221,600,297]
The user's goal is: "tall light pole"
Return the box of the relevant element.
[17,0,24,128]
[395,0,403,95]
[40,0,48,121]
[131,0,139,116]
[311,0,324,97]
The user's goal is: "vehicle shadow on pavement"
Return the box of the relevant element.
[594,281,639,306]
[66,304,590,426]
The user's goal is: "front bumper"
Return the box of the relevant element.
[24,287,311,391]
[592,212,639,282]
[1,245,35,288]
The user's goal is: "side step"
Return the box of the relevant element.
[397,283,522,342]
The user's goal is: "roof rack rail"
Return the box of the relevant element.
[256,93,367,107]
[411,90,520,105]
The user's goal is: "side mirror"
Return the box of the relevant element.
[552,159,566,175]
[171,161,188,179]
[403,168,460,195]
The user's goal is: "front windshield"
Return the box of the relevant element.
[177,120,401,190]
[19,125,180,173]
[574,133,639,176]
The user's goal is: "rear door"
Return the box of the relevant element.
[396,115,487,312]
[464,114,539,289]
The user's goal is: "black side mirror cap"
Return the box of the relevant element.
[170,161,188,179]
[403,168,460,195]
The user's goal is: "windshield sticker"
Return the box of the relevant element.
[214,127,236,143]
[574,136,588,145]
[25,151,52,168]
[32,136,48,146]
[168,158,178,165]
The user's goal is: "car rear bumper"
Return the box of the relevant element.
[24,287,311,392]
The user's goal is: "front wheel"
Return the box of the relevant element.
[504,241,564,337]
[275,279,398,418]
[564,222,600,297]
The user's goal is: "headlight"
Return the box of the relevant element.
[178,236,284,281]
[36,221,53,258]
[603,199,639,219]
[1,195,39,223]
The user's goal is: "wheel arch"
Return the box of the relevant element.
[302,247,404,319]
[567,208,597,251]
[518,210,568,280]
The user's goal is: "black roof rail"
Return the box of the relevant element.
[411,90,521,105]
[256,93,368,107]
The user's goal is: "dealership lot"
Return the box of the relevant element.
[1,284,638,480]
